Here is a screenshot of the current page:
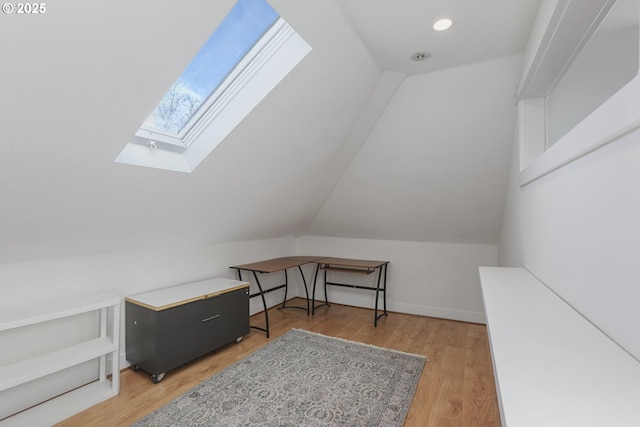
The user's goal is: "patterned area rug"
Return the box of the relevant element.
[133,328,426,426]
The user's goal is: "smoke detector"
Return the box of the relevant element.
[411,51,431,61]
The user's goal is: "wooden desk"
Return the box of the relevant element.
[229,256,325,337]
[312,257,389,327]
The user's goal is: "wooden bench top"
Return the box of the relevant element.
[125,277,249,311]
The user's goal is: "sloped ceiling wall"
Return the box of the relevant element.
[1,0,530,264]
[0,0,381,263]
[307,55,523,244]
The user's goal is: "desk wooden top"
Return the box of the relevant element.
[125,277,249,311]
[230,256,326,273]
[282,256,328,263]
[230,256,388,274]
[315,257,389,269]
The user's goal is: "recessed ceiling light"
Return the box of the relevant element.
[433,17,453,31]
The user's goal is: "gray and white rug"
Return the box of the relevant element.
[132,328,426,426]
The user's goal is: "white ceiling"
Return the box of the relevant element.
[0,0,541,263]
[337,0,541,75]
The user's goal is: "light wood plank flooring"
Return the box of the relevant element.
[56,299,500,426]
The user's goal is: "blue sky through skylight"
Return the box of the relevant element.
[144,0,279,135]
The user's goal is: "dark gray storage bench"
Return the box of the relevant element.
[125,277,250,383]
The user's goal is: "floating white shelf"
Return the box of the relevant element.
[0,293,120,427]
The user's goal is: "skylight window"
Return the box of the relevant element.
[116,0,311,172]
[143,1,278,137]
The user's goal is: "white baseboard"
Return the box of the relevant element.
[387,301,486,324]
[310,289,486,324]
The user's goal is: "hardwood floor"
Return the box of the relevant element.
[56,299,501,426]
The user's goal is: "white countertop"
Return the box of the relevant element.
[479,267,640,427]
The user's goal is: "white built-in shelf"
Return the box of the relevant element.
[0,293,120,330]
[0,337,117,391]
[0,293,121,427]
[479,267,640,427]
[0,382,116,427]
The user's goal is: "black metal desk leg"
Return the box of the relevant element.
[298,265,310,314]
[251,271,270,338]
[382,264,388,315]
[374,264,389,327]
[280,269,289,309]
[311,263,330,315]
[323,269,329,305]
[374,267,380,327]
[279,268,310,313]
[311,263,319,315]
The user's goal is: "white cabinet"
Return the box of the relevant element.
[0,294,121,427]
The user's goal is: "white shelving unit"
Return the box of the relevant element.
[0,293,121,427]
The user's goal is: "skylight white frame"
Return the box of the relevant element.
[138,18,287,146]
[116,17,311,173]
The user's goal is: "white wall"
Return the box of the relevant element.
[499,0,640,362]
[297,235,497,323]
[499,112,640,361]
[0,236,297,312]
[0,235,301,339]
[307,54,522,245]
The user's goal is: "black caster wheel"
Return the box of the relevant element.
[151,372,166,384]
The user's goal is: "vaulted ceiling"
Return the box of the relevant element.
[0,0,540,263]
